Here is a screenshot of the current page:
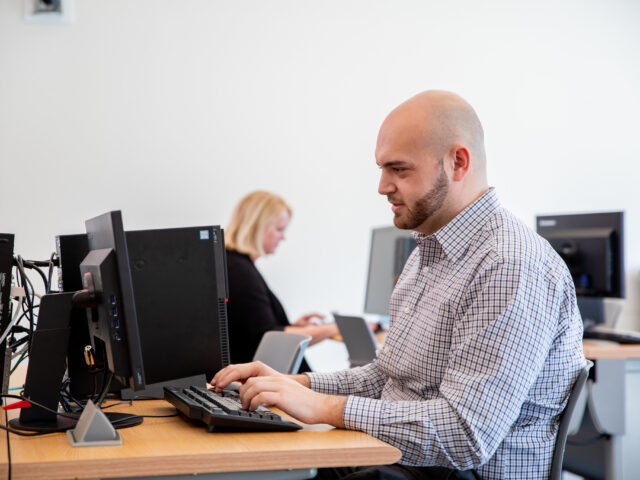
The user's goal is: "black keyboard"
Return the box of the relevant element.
[164,385,302,432]
[583,326,640,344]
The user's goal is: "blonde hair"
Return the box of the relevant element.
[225,191,292,258]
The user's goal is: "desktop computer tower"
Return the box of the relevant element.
[125,225,229,387]
[59,226,229,399]
[0,234,15,395]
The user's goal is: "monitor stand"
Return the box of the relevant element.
[9,292,142,433]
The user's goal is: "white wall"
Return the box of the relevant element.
[1,0,640,329]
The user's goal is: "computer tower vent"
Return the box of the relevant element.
[217,297,230,367]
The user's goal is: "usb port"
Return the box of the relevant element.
[110,295,116,304]
[115,332,121,341]
[113,318,119,329]
[112,307,118,316]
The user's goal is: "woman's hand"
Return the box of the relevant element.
[294,312,326,326]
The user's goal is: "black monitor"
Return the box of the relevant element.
[536,211,625,326]
[11,211,146,431]
[364,226,417,316]
[0,233,15,395]
[58,225,230,400]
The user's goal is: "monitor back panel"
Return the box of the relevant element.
[364,226,415,315]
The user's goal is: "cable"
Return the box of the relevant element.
[47,252,58,293]
[95,371,114,406]
[21,262,48,294]
[0,393,79,420]
[0,423,58,437]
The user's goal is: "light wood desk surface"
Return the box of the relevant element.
[6,399,401,480]
[582,341,640,359]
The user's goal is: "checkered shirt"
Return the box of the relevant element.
[307,188,586,479]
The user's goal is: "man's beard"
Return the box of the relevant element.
[392,159,449,230]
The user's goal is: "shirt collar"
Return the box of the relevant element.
[413,188,501,262]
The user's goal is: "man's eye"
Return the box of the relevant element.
[392,167,405,173]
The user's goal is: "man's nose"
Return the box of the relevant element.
[378,172,395,195]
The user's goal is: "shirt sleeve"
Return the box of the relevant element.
[329,258,578,470]
[307,361,388,397]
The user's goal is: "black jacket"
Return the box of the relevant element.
[225,250,309,371]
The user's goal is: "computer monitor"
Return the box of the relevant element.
[58,225,230,400]
[364,226,417,316]
[536,211,625,326]
[11,211,146,431]
[0,233,15,395]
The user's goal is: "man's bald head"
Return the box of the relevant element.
[381,90,487,178]
[376,90,490,235]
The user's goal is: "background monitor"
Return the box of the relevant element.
[536,211,625,326]
[364,226,416,316]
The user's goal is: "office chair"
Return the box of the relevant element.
[252,331,312,374]
[549,362,592,480]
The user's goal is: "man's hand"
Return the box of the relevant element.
[239,374,346,427]
[210,361,346,427]
[211,361,279,391]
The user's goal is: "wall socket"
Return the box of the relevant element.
[24,0,75,25]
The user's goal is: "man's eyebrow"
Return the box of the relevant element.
[377,160,412,168]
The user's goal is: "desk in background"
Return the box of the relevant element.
[565,342,640,480]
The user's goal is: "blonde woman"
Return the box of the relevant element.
[225,191,338,370]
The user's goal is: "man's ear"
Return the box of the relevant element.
[450,146,470,181]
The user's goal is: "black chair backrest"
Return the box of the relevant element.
[549,363,592,480]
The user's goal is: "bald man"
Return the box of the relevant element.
[213,91,586,480]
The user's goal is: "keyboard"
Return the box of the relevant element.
[583,326,640,344]
[164,385,302,432]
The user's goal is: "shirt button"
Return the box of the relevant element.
[403,307,411,314]
[422,266,429,274]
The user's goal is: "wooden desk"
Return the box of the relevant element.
[7,399,401,480]
[583,341,640,360]
[566,341,640,480]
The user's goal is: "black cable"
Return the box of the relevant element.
[47,252,58,293]
[96,371,114,406]
[0,423,58,437]
[0,393,79,420]
[14,256,37,346]
[8,335,29,350]
[22,262,48,294]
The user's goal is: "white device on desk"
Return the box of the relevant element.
[333,314,378,368]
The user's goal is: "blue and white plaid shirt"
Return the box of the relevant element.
[308,189,585,479]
